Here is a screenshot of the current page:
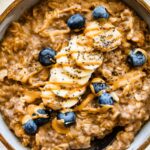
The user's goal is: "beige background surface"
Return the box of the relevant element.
[0,0,14,15]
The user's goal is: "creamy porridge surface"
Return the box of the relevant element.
[0,0,150,150]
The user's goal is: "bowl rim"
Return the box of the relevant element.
[0,133,14,150]
[0,0,150,23]
[0,0,22,23]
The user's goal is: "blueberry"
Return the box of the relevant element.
[33,109,50,126]
[93,6,109,19]
[67,14,85,31]
[57,112,76,127]
[127,50,146,67]
[98,93,114,105]
[39,48,56,66]
[92,83,107,94]
[23,119,38,135]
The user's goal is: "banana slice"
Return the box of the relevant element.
[50,67,73,84]
[69,36,93,53]
[81,65,100,70]
[50,84,86,98]
[41,90,62,110]
[63,66,93,78]
[93,28,122,52]
[50,67,91,86]
[62,98,79,108]
[56,47,74,65]
[41,90,77,109]
[84,22,122,52]
[71,51,103,70]
[84,21,101,38]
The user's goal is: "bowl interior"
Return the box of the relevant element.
[0,0,150,149]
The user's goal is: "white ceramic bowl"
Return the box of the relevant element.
[0,0,150,149]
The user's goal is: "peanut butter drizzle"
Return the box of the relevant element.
[74,94,95,111]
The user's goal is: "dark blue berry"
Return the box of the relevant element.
[92,83,107,94]
[127,50,146,67]
[98,93,114,105]
[23,120,38,135]
[57,112,76,127]
[67,14,85,31]
[39,48,56,66]
[93,6,109,19]
[33,109,50,126]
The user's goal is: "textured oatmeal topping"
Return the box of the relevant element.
[0,0,150,150]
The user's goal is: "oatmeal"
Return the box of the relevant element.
[0,0,150,150]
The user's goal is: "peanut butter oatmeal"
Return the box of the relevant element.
[0,0,150,150]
